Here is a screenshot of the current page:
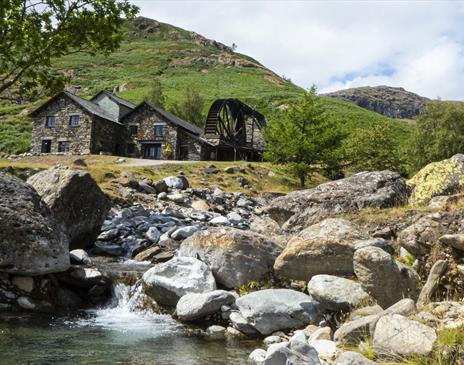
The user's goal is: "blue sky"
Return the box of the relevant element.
[132,0,464,100]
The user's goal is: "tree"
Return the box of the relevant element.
[343,121,405,174]
[145,77,166,108]
[264,86,342,187]
[0,0,139,100]
[410,100,464,171]
[170,85,205,127]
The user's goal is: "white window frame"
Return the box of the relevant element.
[154,123,165,137]
[45,115,56,127]
[69,114,80,127]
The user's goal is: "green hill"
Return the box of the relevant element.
[0,16,412,155]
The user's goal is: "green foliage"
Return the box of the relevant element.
[144,77,166,108]
[0,116,32,155]
[264,86,342,187]
[0,0,139,99]
[169,85,206,127]
[344,121,406,174]
[410,101,464,172]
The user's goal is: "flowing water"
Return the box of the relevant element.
[0,283,254,365]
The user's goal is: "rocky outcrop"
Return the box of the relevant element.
[234,289,323,335]
[353,246,420,308]
[408,154,464,205]
[0,172,69,275]
[325,85,428,119]
[141,256,216,306]
[274,219,368,280]
[266,171,409,231]
[178,228,282,288]
[373,314,437,357]
[307,275,371,312]
[27,166,110,249]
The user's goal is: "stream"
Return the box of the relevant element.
[0,268,254,365]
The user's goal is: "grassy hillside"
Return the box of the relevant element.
[0,16,412,156]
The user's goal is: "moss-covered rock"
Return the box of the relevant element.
[408,154,464,205]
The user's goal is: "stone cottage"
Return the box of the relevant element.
[30,90,266,161]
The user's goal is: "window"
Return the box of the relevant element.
[58,141,70,153]
[154,124,164,137]
[129,125,138,136]
[69,115,80,126]
[45,116,56,127]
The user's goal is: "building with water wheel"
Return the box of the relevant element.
[31,91,266,161]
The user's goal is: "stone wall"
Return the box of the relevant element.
[177,130,203,161]
[123,103,179,160]
[91,117,126,155]
[245,118,265,151]
[31,95,93,154]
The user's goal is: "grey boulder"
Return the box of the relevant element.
[163,175,189,190]
[141,256,216,306]
[178,228,282,289]
[0,172,69,275]
[335,351,377,365]
[235,289,323,335]
[176,290,235,321]
[27,166,110,249]
[307,275,370,311]
[274,219,368,281]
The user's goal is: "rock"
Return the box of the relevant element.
[307,275,370,312]
[227,212,243,224]
[163,175,189,190]
[264,336,285,347]
[307,339,337,360]
[334,351,376,365]
[350,305,383,320]
[417,259,448,307]
[289,332,321,361]
[0,172,69,275]
[353,238,394,256]
[206,325,226,338]
[266,171,409,230]
[93,242,123,256]
[17,296,36,310]
[178,228,282,289]
[138,180,156,194]
[408,154,464,205]
[176,290,235,321]
[201,167,219,174]
[145,227,161,243]
[397,215,443,257]
[309,327,332,341]
[70,249,91,265]
[263,342,320,365]
[153,179,168,194]
[133,245,162,262]
[142,256,216,306]
[69,267,103,287]
[209,216,229,225]
[235,289,323,335]
[27,166,111,249]
[72,158,87,167]
[439,234,464,251]
[249,349,267,364]
[191,199,210,211]
[224,166,244,174]
[54,287,83,309]
[12,276,34,293]
[333,315,378,345]
[373,314,437,358]
[274,219,368,281]
[353,246,420,308]
[250,216,281,236]
[97,228,119,241]
[229,311,259,335]
[171,226,200,240]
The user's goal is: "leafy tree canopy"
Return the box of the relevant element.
[145,76,166,108]
[410,100,464,171]
[264,86,342,187]
[0,0,139,100]
[170,85,205,127]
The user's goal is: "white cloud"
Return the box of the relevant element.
[131,0,464,100]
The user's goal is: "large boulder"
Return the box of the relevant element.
[266,171,409,230]
[335,351,376,365]
[234,289,323,335]
[0,172,69,275]
[176,290,235,322]
[408,154,464,205]
[141,256,216,306]
[373,314,437,358]
[353,246,420,308]
[27,166,110,249]
[178,228,282,289]
[307,275,371,312]
[274,219,368,281]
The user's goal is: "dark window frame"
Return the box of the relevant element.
[58,141,70,153]
[69,115,80,127]
[41,139,52,153]
[127,143,135,154]
[45,115,56,128]
[154,124,165,137]
[129,125,138,136]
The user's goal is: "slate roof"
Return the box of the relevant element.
[30,91,121,124]
[91,90,136,110]
[126,101,204,136]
